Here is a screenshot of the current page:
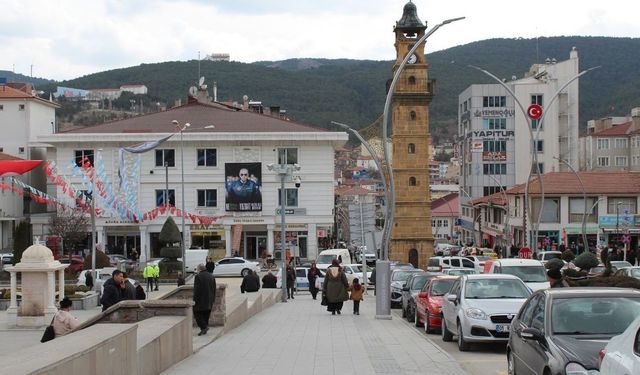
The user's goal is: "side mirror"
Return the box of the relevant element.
[418,292,427,299]
[446,294,458,303]
[521,327,545,342]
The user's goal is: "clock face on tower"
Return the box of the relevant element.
[407,53,417,64]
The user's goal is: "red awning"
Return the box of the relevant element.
[0,160,42,177]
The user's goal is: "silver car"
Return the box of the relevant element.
[441,274,532,351]
[390,268,423,307]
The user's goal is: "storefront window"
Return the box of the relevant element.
[531,198,560,223]
[274,231,308,260]
[569,197,598,223]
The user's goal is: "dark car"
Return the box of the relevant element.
[400,272,440,324]
[507,287,640,375]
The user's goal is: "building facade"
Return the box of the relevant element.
[389,2,434,269]
[36,99,347,263]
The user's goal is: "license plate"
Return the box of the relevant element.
[496,325,510,333]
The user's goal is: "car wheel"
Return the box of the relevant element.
[441,317,453,342]
[414,307,423,327]
[507,350,517,375]
[457,321,470,351]
[401,304,407,318]
[407,305,415,323]
[424,312,431,334]
[241,268,251,277]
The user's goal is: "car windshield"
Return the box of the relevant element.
[500,266,547,283]
[392,271,414,281]
[552,297,640,335]
[630,269,640,278]
[464,279,531,299]
[410,275,430,290]
[431,280,456,296]
[611,261,633,269]
[316,255,336,264]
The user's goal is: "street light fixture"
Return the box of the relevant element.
[172,120,190,276]
[267,163,301,303]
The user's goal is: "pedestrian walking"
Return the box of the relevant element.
[153,263,160,291]
[286,265,296,299]
[307,262,320,300]
[322,259,349,315]
[52,297,79,337]
[193,263,216,336]
[349,278,364,315]
[100,269,125,311]
[205,257,216,273]
[262,270,277,288]
[85,270,94,290]
[241,270,260,293]
[143,263,154,292]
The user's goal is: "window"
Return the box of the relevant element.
[197,189,217,207]
[155,149,175,167]
[18,147,25,154]
[155,189,175,207]
[0,104,3,110]
[531,198,560,223]
[597,138,610,150]
[277,148,298,165]
[569,197,598,223]
[74,149,94,167]
[482,96,506,108]
[615,138,628,149]
[533,140,544,152]
[408,143,416,154]
[634,156,640,166]
[615,156,628,167]
[530,297,546,331]
[531,119,541,129]
[608,198,636,215]
[196,148,217,167]
[597,156,610,167]
[19,104,25,111]
[409,176,417,186]
[483,140,506,152]
[531,94,543,106]
[277,188,298,207]
[483,186,506,196]
[410,111,417,120]
[482,118,507,130]
[483,163,507,175]
[408,76,416,84]
[518,295,540,326]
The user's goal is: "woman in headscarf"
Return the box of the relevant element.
[322,259,349,315]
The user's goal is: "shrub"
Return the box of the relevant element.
[563,268,587,278]
[83,250,111,269]
[561,249,575,262]
[64,285,90,296]
[568,275,640,289]
[545,258,565,270]
[573,252,599,270]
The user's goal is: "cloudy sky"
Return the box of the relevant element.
[2,0,638,81]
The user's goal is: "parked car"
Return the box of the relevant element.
[390,262,415,270]
[435,243,461,256]
[536,251,562,265]
[613,266,640,279]
[316,249,351,271]
[486,258,550,291]
[441,268,477,276]
[588,264,607,277]
[355,247,377,266]
[107,254,136,271]
[293,267,325,291]
[390,268,424,307]
[426,256,475,273]
[609,260,633,271]
[341,264,373,286]
[599,315,640,374]
[507,288,640,375]
[401,272,439,323]
[441,274,532,351]
[213,257,260,277]
[1,253,14,269]
[415,276,458,333]
[59,255,85,274]
[465,255,491,273]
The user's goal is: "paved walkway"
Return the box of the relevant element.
[164,292,467,375]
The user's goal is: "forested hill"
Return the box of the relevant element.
[35,36,640,142]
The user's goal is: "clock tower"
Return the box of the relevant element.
[389,1,434,269]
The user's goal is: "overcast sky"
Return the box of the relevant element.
[2,0,638,81]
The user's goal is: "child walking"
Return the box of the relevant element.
[350,278,364,315]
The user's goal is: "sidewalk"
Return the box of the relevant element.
[164,292,467,375]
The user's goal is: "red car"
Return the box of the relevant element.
[59,255,85,274]
[415,276,458,334]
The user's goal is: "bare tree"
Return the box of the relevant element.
[49,209,89,256]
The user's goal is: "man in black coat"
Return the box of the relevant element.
[262,271,277,288]
[122,272,137,300]
[100,270,124,311]
[193,263,216,336]
[240,270,260,293]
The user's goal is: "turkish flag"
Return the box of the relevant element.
[0,160,42,177]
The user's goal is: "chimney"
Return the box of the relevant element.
[175,98,182,107]
[570,46,578,59]
[631,108,640,131]
[213,81,217,102]
[242,95,249,110]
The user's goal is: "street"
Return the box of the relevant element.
[391,310,507,375]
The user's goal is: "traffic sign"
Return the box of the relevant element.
[518,247,532,259]
[527,104,543,120]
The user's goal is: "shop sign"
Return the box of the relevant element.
[474,109,516,118]
[274,223,308,230]
[471,141,483,153]
[482,151,507,161]
[317,229,327,238]
[469,130,515,138]
[190,224,224,231]
[564,226,599,235]
[232,218,266,224]
[275,208,307,216]
[598,215,636,227]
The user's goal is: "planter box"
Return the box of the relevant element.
[69,292,99,310]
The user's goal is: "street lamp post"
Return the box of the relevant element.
[554,157,589,253]
[172,120,191,276]
[268,163,301,303]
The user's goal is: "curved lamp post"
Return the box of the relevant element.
[468,65,599,249]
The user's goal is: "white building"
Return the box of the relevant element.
[0,84,58,251]
[36,99,347,263]
[457,49,580,243]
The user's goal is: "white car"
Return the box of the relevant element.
[294,267,325,291]
[486,258,550,291]
[442,268,477,276]
[464,256,491,273]
[441,274,532,351]
[341,264,373,285]
[600,315,640,374]
[213,257,260,277]
[536,251,562,265]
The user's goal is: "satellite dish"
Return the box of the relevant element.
[189,86,197,96]
[199,76,205,86]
